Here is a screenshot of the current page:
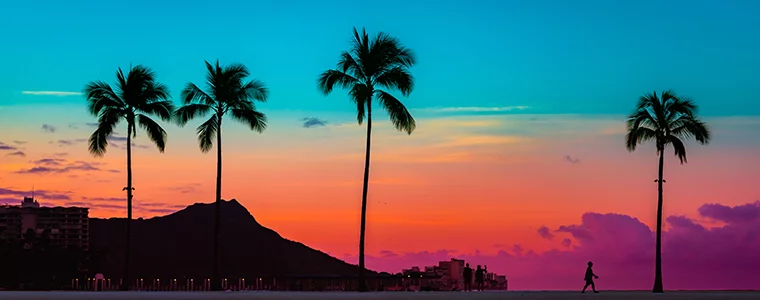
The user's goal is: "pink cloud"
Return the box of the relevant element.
[343,201,760,291]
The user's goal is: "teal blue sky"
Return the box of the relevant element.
[0,0,758,117]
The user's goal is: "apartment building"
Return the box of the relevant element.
[0,197,89,250]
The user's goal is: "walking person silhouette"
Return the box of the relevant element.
[582,261,599,293]
[475,265,485,291]
[463,263,473,291]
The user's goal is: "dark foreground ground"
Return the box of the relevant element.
[0,291,758,300]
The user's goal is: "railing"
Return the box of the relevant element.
[68,277,508,292]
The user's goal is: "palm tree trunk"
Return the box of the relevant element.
[653,150,665,293]
[122,123,134,291]
[358,104,372,292]
[212,113,223,291]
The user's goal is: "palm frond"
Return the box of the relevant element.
[671,117,711,145]
[224,63,250,86]
[349,83,373,125]
[174,103,213,126]
[370,32,416,69]
[181,83,215,105]
[88,108,123,157]
[196,115,218,153]
[375,90,415,134]
[354,99,366,125]
[374,66,414,96]
[84,81,124,116]
[337,51,366,81]
[138,100,175,122]
[317,70,359,95]
[230,108,267,133]
[136,114,168,152]
[141,82,171,103]
[666,135,688,164]
[625,127,657,152]
[204,60,219,93]
[351,27,370,64]
[626,109,658,132]
[626,90,711,160]
[238,79,269,102]
[121,65,158,106]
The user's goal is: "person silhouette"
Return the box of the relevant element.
[463,263,473,291]
[475,265,485,291]
[582,261,599,293]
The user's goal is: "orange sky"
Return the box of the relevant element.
[1,105,759,258]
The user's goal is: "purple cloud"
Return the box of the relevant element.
[0,187,72,200]
[15,160,101,174]
[345,201,760,291]
[0,142,17,151]
[55,139,87,146]
[537,225,555,240]
[6,151,26,157]
[698,201,760,224]
[564,155,581,164]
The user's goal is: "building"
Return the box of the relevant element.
[399,258,509,291]
[0,197,90,250]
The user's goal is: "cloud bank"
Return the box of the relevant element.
[343,201,760,291]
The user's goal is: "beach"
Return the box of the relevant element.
[0,291,758,300]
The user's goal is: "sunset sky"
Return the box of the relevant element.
[1,0,759,290]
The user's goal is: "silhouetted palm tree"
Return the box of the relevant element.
[174,60,268,291]
[317,27,416,291]
[625,90,710,293]
[84,65,173,290]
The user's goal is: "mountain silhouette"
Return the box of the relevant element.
[89,199,370,279]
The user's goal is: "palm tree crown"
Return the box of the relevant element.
[318,27,416,133]
[84,65,174,155]
[174,60,268,148]
[626,90,711,161]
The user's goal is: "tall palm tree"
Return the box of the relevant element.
[174,60,268,291]
[317,27,416,291]
[625,90,710,293]
[84,65,173,290]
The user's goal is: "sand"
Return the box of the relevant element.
[0,291,758,300]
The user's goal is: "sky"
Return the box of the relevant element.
[1,0,760,290]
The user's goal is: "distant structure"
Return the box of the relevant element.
[400,258,507,291]
[0,196,90,250]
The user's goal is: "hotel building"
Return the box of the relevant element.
[0,197,90,250]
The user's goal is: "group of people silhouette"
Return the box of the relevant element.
[462,263,488,291]
[461,261,600,293]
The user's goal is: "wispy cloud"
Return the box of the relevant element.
[418,106,531,113]
[6,151,26,157]
[53,139,87,146]
[22,91,82,96]
[0,142,17,151]
[302,117,328,128]
[168,183,202,194]
[13,140,27,145]
[15,159,108,175]
[564,155,581,164]
[41,124,56,133]
[0,187,72,200]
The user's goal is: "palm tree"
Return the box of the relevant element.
[84,65,173,290]
[625,90,710,293]
[174,60,268,291]
[317,27,416,291]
